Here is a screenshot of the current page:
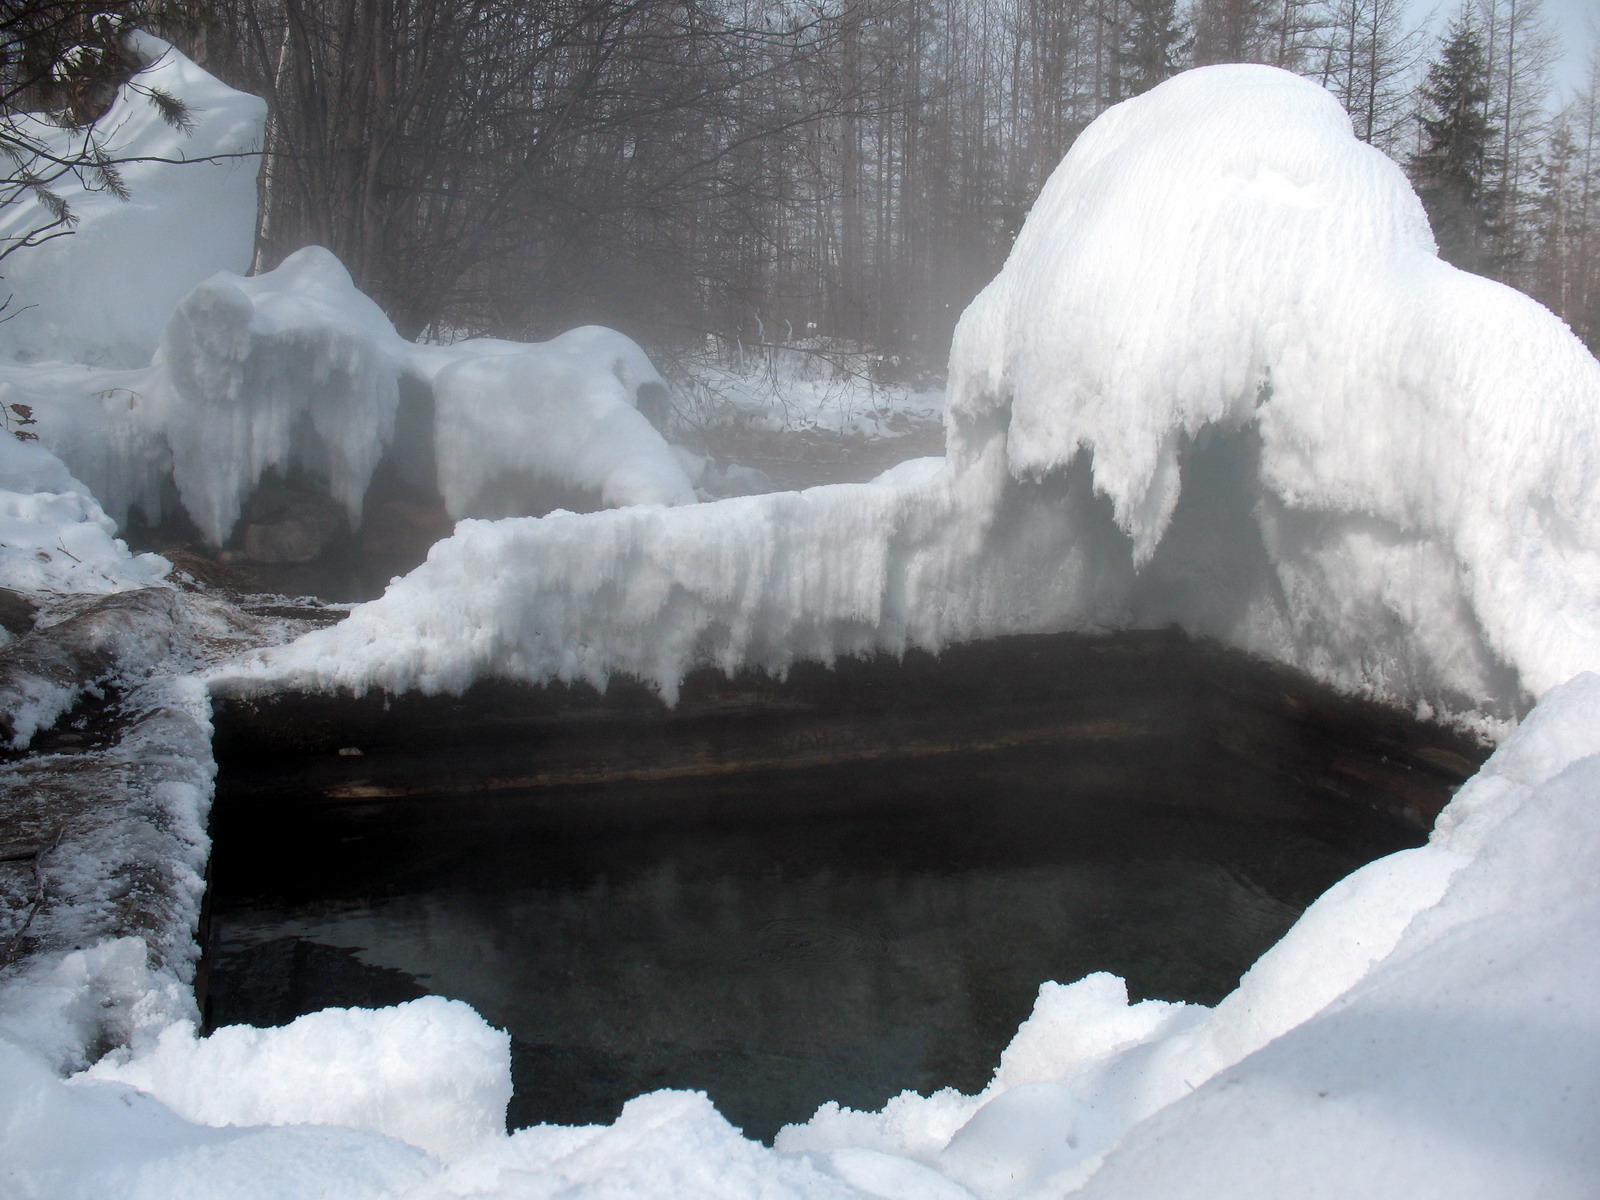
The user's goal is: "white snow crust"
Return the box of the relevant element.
[3,60,1600,1200]
[0,32,265,367]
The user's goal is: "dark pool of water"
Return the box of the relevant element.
[204,633,1476,1142]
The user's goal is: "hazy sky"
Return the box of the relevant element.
[1407,0,1596,105]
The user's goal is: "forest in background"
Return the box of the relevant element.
[8,0,1600,364]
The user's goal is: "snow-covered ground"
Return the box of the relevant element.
[672,339,944,440]
[1,45,1598,1200]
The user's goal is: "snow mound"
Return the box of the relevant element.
[426,331,694,518]
[949,64,1600,711]
[0,435,169,602]
[0,31,265,367]
[151,245,406,544]
[87,998,511,1160]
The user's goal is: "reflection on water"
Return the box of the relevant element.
[207,736,1421,1142]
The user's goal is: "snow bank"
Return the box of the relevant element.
[425,330,695,519]
[150,245,407,544]
[0,671,217,1076]
[0,434,169,603]
[0,434,173,743]
[0,32,265,366]
[216,447,1131,703]
[87,998,511,1160]
[948,64,1600,714]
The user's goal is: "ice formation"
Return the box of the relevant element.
[149,245,408,543]
[948,64,1600,715]
[227,67,1600,723]
[11,253,695,548]
[421,327,695,518]
[0,32,265,366]
[3,59,1600,1200]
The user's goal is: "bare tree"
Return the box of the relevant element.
[1316,0,1422,153]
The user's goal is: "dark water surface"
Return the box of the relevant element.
[205,631,1483,1142]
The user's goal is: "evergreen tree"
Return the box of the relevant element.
[1122,0,1187,96]
[1529,120,1579,315]
[1191,0,1273,66]
[1408,17,1500,275]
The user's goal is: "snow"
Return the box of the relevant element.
[0,33,692,547]
[10,253,694,546]
[426,331,695,519]
[676,339,944,440]
[0,434,170,603]
[214,453,1131,704]
[151,245,407,544]
[3,56,1600,1200]
[86,998,512,1160]
[0,32,265,367]
[948,64,1600,717]
[226,65,1600,725]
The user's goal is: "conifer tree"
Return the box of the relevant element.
[1408,17,1501,276]
[1122,0,1187,96]
[1529,121,1579,315]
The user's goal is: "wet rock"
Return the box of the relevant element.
[0,588,38,637]
[0,588,181,749]
[235,483,347,565]
[359,498,454,559]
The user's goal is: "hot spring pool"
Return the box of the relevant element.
[203,630,1483,1142]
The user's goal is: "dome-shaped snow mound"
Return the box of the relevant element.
[950,64,1600,705]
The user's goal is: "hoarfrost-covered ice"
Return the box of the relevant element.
[423,327,695,518]
[677,339,944,439]
[4,60,1600,1200]
[232,69,1600,723]
[18,249,696,547]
